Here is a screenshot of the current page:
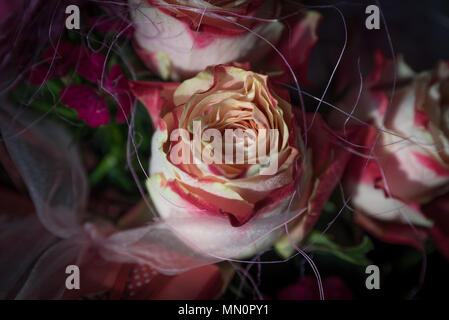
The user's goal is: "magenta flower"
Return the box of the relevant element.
[60,62,133,127]
[29,41,79,85]
[28,40,133,127]
[60,85,110,127]
[277,276,353,300]
[76,49,107,84]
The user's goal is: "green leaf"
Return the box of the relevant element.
[89,153,118,186]
[107,166,134,193]
[305,231,374,266]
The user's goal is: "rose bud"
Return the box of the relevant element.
[330,51,449,256]
[130,64,358,259]
[129,0,320,81]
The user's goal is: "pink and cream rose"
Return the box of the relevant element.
[129,0,320,81]
[331,52,449,257]
[129,64,358,259]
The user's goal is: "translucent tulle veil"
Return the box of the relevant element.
[0,104,215,299]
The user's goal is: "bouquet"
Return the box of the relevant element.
[0,0,448,301]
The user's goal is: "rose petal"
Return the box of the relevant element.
[268,11,321,85]
[129,80,180,128]
[354,211,428,251]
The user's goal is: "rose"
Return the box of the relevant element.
[331,52,449,257]
[129,0,320,81]
[130,64,356,259]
